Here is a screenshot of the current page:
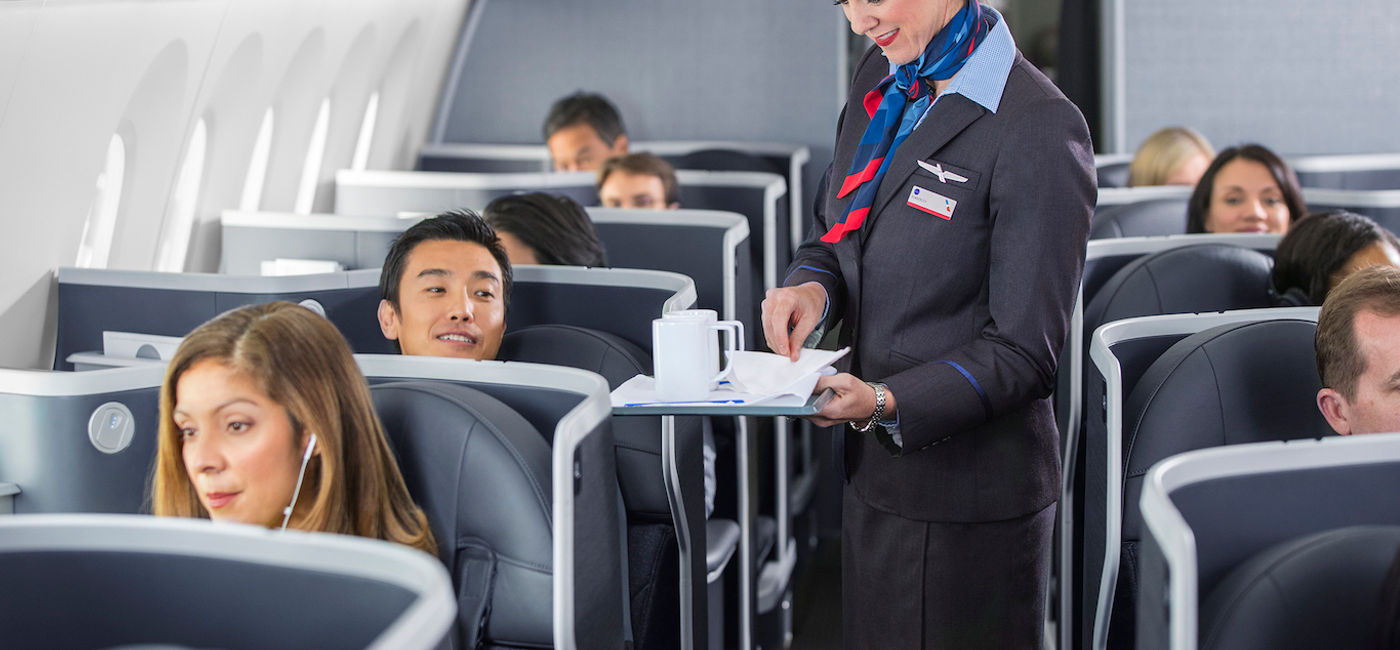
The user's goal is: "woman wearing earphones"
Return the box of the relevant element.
[151,301,436,555]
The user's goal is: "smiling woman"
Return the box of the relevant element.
[151,301,437,556]
[762,0,1094,647]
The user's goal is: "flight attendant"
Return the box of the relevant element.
[762,0,1094,646]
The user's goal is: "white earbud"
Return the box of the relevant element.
[280,433,317,532]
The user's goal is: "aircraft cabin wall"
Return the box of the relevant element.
[0,0,472,371]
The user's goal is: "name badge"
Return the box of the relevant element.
[907,185,956,220]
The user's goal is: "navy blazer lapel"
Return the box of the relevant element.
[864,95,986,235]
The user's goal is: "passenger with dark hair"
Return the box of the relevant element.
[153,301,437,555]
[1315,265,1400,436]
[377,208,511,361]
[543,91,629,172]
[597,153,680,210]
[1187,143,1306,234]
[483,193,608,267]
[1271,210,1400,306]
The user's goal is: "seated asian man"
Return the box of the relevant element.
[544,91,629,173]
[377,209,510,361]
[597,153,680,210]
[1315,265,1400,435]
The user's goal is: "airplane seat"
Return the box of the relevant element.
[1198,525,1400,650]
[1097,161,1132,189]
[498,323,739,650]
[1084,244,1274,336]
[1088,197,1189,239]
[1105,318,1333,647]
[370,380,554,649]
[668,148,786,177]
[0,514,456,649]
[0,367,164,515]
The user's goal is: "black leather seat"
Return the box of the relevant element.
[1089,197,1189,238]
[499,324,716,650]
[371,380,554,649]
[1097,161,1131,189]
[1106,319,1334,647]
[1084,243,1274,333]
[500,324,700,521]
[1200,525,1400,650]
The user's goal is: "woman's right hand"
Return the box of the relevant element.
[761,282,827,361]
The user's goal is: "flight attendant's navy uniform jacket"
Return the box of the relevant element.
[787,41,1095,524]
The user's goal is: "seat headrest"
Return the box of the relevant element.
[1089,197,1189,239]
[1125,319,1331,476]
[1200,525,1400,650]
[1120,319,1333,541]
[1086,243,1274,331]
[499,324,651,389]
[371,380,554,648]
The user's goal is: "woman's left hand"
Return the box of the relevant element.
[808,373,898,429]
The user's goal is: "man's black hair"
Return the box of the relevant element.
[484,193,608,267]
[379,208,513,309]
[542,91,626,145]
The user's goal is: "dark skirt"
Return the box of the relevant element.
[841,492,1055,649]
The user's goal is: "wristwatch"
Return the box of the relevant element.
[852,382,887,432]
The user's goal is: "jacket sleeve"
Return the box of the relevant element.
[783,158,847,328]
[878,94,1095,452]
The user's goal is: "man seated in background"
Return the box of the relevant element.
[377,209,510,361]
[1315,265,1400,435]
[543,91,629,172]
[597,153,680,210]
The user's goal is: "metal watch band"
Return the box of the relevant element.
[852,382,887,432]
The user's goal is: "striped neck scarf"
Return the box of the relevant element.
[822,2,989,244]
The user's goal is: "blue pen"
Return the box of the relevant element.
[623,398,745,408]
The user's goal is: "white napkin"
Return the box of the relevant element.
[724,347,850,399]
[609,347,849,409]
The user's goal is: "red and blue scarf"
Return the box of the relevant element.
[822,2,990,243]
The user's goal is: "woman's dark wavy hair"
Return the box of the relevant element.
[483,193,608,267]
[1270,210,1400,306]
[1186,144,1306,233]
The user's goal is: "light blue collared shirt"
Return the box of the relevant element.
[890,5,1016,121]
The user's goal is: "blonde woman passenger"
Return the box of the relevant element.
[151,301,436,555]
[1128,126,1215,187]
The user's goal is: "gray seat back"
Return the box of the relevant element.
[0,367,165,514]
[0,514,456,649]
[588,208,752,347]
[1136,434,1400,650]
[371,380,553,649]
[1104,319,1333,648]
[1088,197,1189,239]
[1200,525,1400,650]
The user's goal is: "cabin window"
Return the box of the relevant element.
[75,134,127,268]
[240,108,274,211]
[155,118,207,272]
[351,91,379,171]
[294,98,331,214]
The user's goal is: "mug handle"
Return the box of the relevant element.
[710,320,745,383]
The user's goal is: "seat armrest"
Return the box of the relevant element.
[705,519,740,583]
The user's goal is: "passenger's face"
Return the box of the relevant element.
[175,360,306,528]
[547,123,627,173]
[841,0,960,66]
[1318,310,1400,435]
[378,239,506,361]
[1163,152,1211,187]
[1204,158,1291,234]
[1332,242,1400,292]
[599,171,674,210]
[496,230,540,266]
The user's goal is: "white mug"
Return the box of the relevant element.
[652,309,745,401]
